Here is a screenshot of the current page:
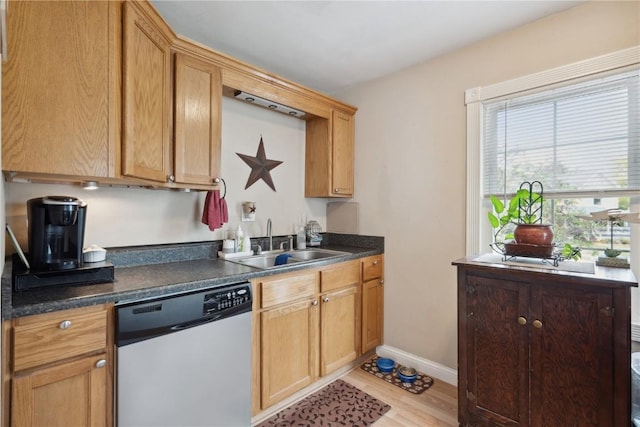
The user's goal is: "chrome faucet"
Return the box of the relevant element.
[267,218,273,251]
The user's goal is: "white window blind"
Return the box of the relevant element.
[482,69,640,198]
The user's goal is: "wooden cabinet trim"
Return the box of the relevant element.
[172,36,356,118]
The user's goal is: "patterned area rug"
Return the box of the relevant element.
[361,355,434,395]
[256,379,390,427]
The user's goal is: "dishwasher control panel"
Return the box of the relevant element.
[116,281,252,346]
[203,283,251,314]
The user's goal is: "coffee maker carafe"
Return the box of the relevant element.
[27,196,87,271]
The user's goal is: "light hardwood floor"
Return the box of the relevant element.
[340,366,458,426]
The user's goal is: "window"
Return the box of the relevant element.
[482,69,639,262]
[465,46,640,326]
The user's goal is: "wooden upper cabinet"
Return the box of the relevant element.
[305,109,355,198]
[331,110,354,196]
[2,0,119,178]
[122,1,172,184]
[173,52,222,186]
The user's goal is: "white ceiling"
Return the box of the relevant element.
[151,0,585,94]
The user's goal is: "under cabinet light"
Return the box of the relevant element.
[233,90,306,118]
[82,181,99,190]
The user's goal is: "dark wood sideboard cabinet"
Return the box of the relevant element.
[453,256,637,427]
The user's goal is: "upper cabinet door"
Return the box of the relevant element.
[173,52,222,186]
[2,1,117,178]
[122,2,172,183]
[331,110,354,196]
[305,110,355,198]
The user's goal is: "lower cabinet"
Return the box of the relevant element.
[319,261,360,376]
[12,353,109,427]
[260,295,319,408]
[361,255,384,353]
[252,259,365,413]
[454,258,636,427]
[4,304,113,427]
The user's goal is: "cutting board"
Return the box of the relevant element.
[326,202,359,234]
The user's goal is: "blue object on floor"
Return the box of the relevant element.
[274,253,292,266]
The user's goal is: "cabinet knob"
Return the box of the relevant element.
[311,300,318,306]
[373,260,378,265]
[334,188,339,193]
[167,175,175,183]
[58,320,72,330]
[379,279,384,285]
[213,177,221,183]
[95,359,107,369]
[533,319,543,329]
[517,316,527,326]
[323,296,330,303]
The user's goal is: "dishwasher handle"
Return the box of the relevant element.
[171,313,223,331]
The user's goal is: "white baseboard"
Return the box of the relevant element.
[632,322,640,342]
[376,344,458,387]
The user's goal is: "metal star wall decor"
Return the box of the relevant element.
[236,136,283,191]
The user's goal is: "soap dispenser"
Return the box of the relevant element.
[236,225,244,252]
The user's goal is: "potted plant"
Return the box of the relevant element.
[488,181,580,260]
[488,181,553,246]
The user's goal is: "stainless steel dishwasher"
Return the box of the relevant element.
[115,282,252,427]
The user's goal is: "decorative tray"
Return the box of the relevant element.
[503,242,554,258]
[490,242,578,267]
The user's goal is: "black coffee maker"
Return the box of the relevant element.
[27,196,87,271]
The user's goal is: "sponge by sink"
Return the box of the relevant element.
[274,253,292,266]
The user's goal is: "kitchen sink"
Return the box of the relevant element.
[286,248,349,260]
[225,248,350,270]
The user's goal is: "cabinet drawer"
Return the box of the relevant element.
[261,272,318,308]
[320,261,360,293]
[13,305,108,371]
[362,255,383,282]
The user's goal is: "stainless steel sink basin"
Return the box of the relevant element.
[225,248,350,270]
[287,248,349,260]
[232,253,301,269]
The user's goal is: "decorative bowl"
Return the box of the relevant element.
[376,357,395,373]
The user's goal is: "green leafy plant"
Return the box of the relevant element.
[487,184,582,261]
[487,188,541,241]
[561,243,582,261]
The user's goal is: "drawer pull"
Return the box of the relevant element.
[58,320,72,330]
[95,359,107,369]
[517,316,527,326]
[533,320,543,329]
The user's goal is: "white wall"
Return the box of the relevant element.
[5,97,329,251]
[338,0,640,369]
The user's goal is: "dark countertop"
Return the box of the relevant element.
[452,254,638,288]
[2,234,384,319]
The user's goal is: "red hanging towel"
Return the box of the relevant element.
[219,194,229,224]
[202,190,223,231]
